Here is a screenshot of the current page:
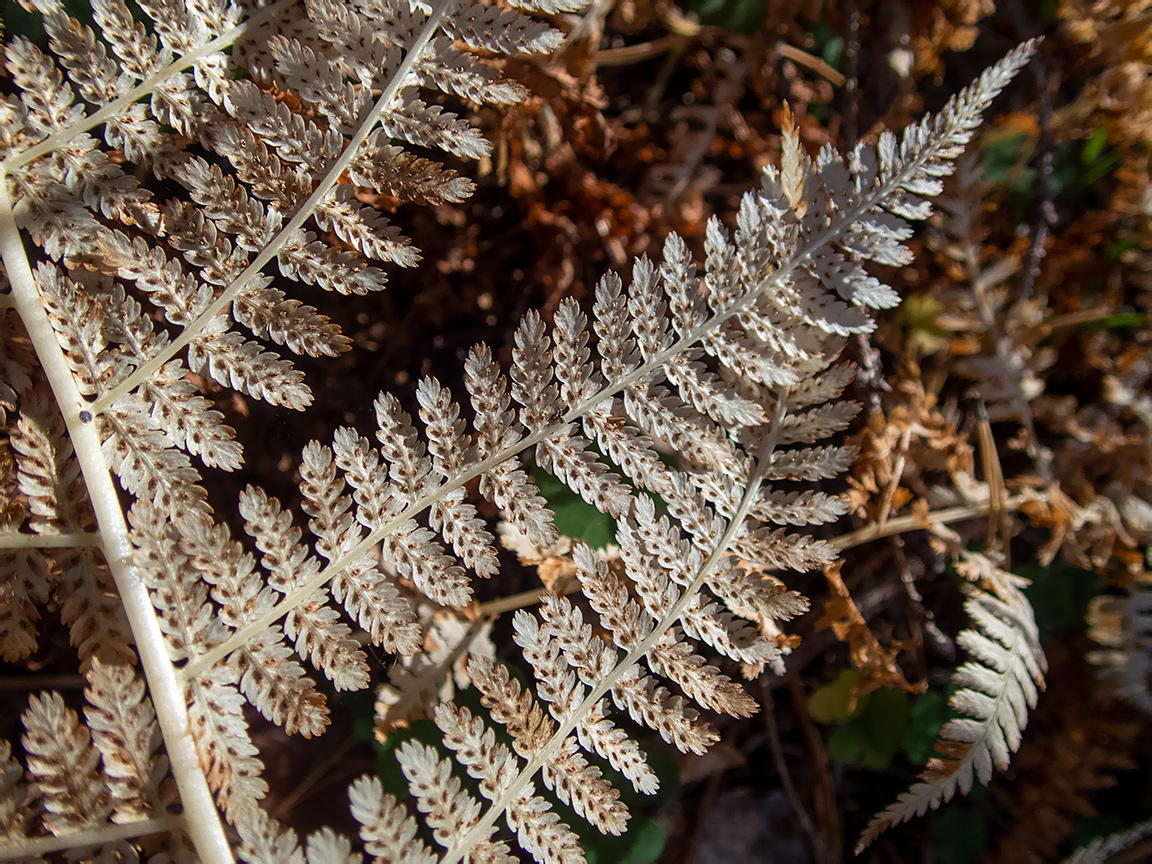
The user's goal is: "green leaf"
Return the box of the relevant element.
[897,294,952,354]
[825,687,911,769]
[1106,238,1139,261]
[862,688,911,762]
[904,690,950,764]
[978,131,1031,188]
[821,36,843,69]
[579,754,676,864]
[932,807,987,864]
[689,0,765,35]
[533,465,617,549]
[375,719,443,798]
[809,668,865,724]
[826,722,872,766]
[585,819,668,864]
[1081,128,1108,166]
[1017,561,1100,641]
[1086,311,1148,332]
[1079,129,1121,185]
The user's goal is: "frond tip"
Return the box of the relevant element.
[857,552,1047,852]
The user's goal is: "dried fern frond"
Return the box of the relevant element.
[160,43,1034,863]
[1087,581,1152,713]
[2,0,579,505]
[932,158,1054,479]
[858,550,1048,851]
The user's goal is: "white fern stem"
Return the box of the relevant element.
[0,815,185,860]
[0,531,102,548]
[0,174,235,864]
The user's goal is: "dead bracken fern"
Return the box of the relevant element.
[0,0,1040,858]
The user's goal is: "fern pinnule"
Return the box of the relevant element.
[298,440,423,654]
[1064,817,1152,864]
[186,664,268,825]
[397,740,516,862]
[24,690,113,835]
[0,543,47,663]
[11,389,136,666]
[0,741,30,844]
[239,484,372,691]
[82,659,172,824]
[430,697,590,864]
[349,774,439,864]
[417,377,503,578]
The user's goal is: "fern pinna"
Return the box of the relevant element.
[0,0,1034,855]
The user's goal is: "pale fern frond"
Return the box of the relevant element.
[857,550,1048,851]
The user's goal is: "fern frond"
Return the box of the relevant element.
[857,551,1048,851]
[1063,818,1152,864]
[84,40,1035,862]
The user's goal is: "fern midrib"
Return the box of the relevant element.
[0,0,295,174]
[91,0,457,414]
[182,123,948,682]
[440,391,790,864]
[0,530,100,548]
[0,814,184,859]
[0,174,235,863]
